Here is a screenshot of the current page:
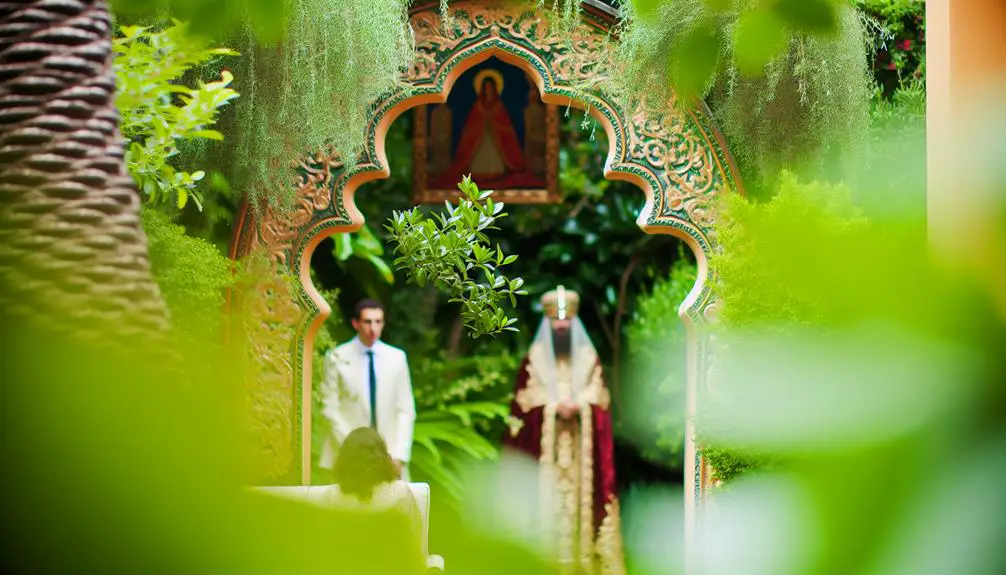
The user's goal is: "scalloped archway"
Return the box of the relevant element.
[229,0,742,531]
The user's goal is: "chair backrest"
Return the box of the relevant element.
[256,483,430,556]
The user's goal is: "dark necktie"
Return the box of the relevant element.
[366,349,377,429]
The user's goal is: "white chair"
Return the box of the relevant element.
[255,483,444,573]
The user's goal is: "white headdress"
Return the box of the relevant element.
[527,287,598,401]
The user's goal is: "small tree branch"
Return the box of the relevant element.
[594,300,616,350]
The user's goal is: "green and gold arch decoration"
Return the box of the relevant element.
[229,1,742,498]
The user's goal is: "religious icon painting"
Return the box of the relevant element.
[413,57,560,204]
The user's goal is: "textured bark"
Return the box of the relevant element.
[0,0,170,343]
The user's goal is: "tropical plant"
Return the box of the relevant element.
[113,21,239,210]
[332,224,395,285]
[410,401,511,505]
[0,0,170,343]
[386,176,528,338]
[409,352,520,506]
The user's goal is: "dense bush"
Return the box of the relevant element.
[619,251,696,475]
[141,208,235,350]
[855,0,926,94]
[703,172,880,483]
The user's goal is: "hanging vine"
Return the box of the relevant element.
[225,0,415,213]
[612,0,872,191]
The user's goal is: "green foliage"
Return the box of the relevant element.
[700,173,871,481]
[409,352,519,506]
[227,0,414,212]
[386,176,528,338]
[710,172,869,330]
[699,446,760,484]
[332,224,394,285]
[110,0,289,44]
[113,22,239,211]
[614,0,872,189]
[141,207,235,348]
[620,251,696,474]
[856,80,926,215]
[855,0,926,93]
[701,168,936,483]
[535,0,583,37]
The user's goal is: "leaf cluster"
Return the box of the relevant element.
[332,224,395,285]
[409,351,519,505]
[386,176,528,339]
[114,22,239,210]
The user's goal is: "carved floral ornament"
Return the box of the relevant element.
[230,1,741,483]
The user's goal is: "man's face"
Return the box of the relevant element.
[550,317,572,357]
[352,307,385,346]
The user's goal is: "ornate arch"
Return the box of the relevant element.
[229,1,741,511]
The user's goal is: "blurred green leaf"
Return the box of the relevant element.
[333,234,353,261]
[632,0,663,21]
[733,8,789,77]
[110,0,289,43]
[772,0,838,34]
[365,253,395,284]
[668,22,722,103]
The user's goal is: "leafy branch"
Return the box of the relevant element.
[385,176,527,338]
[113,22,239,211]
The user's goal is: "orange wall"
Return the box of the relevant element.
[927,0,1006,253]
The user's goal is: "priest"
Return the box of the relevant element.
[504,287,625,575]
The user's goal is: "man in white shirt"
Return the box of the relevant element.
[319,299,416,479]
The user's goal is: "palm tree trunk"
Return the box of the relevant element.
[0,0,169,343]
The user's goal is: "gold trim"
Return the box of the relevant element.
[555,423,577,569]
[540,402,558,560]
[580,364,611,409]
[515,363,548,411]
[579,402,595,570]
[596,498,627,575]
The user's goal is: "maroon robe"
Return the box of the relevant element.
[503,355,624,573]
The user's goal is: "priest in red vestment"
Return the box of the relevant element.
[504,286,626,575]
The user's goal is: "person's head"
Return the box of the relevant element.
[480,77,499,104]
[352,299,385,346]
[541,287,579,358]
[333,427,398,502]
